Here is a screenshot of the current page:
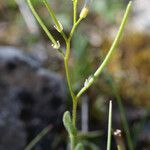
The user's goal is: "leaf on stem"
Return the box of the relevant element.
[75,143,84,150]
[63,111,77,136]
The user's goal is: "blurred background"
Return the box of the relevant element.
[0,0,149,150]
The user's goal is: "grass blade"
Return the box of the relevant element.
[107,100,112,150]
[24,125,52,150]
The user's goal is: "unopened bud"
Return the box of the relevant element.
[80,7,89,19]
[52,41,60,49]
[80,0,92,19]
[114,129,122,137]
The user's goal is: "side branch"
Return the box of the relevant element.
[76,1,132,99]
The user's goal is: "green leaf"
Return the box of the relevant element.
[63,111,77,135]
[75,143,84,150]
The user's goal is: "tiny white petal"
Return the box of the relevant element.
[52,41,60,49]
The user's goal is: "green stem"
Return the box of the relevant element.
[107,101,112,150]
[64,40,75,101]
[72,99,77,127]
[64,40,77,128]
[108,77,134,150]
[64,58,75,100]
[76,1,132,100]
[27,0,57,45]
[42,0,67,41]
[42,0,60,29]
[70,134,76,150]
[63,16,83,149]
[70,17,83,39]
[25,125,52,150]
[73,0,78,24]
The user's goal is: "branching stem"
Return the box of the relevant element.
[76,1,132,100]
[27,0,57,45]
[42,0,67,41]
[27,1,132,149]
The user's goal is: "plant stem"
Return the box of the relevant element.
[27,1,133,150]
[25,125,52,150]
[64,58,75,101]
[72,99,77,127]
[76,1,132,100]
[42,0,67,41]
[70,17,83,39]
[73,0,78,24]
[107,101,112,150]
[64,16,82,127]
[108,77,134,150]
[64,40,77,128]
[27,0,57,45]
[64,40,77,150]
[42,0,60,29]
[70,134,76,150]
[63,15,83,150]
[64,40,75,100]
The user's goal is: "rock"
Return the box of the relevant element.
[0,90,26,150]
[0,46,66,149]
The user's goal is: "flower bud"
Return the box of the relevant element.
[79,0,92,19]
[52,41,60,49]
[79,7,89,19]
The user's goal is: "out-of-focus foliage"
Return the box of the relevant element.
[92,0,125,22]
[71,31,91,89]
[0,0,16,8]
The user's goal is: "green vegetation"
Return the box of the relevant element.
[26,0,132,149]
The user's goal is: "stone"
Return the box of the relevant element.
[0,46,66,149]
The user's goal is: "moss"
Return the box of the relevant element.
[105,32,150,107]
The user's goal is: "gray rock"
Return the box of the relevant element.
[0,91,26,150]
[0,46,66,149]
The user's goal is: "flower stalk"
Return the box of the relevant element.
[27,0,132,149]
[76,1,132,100]
[72,0,78,24]
[42,0,67,41]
